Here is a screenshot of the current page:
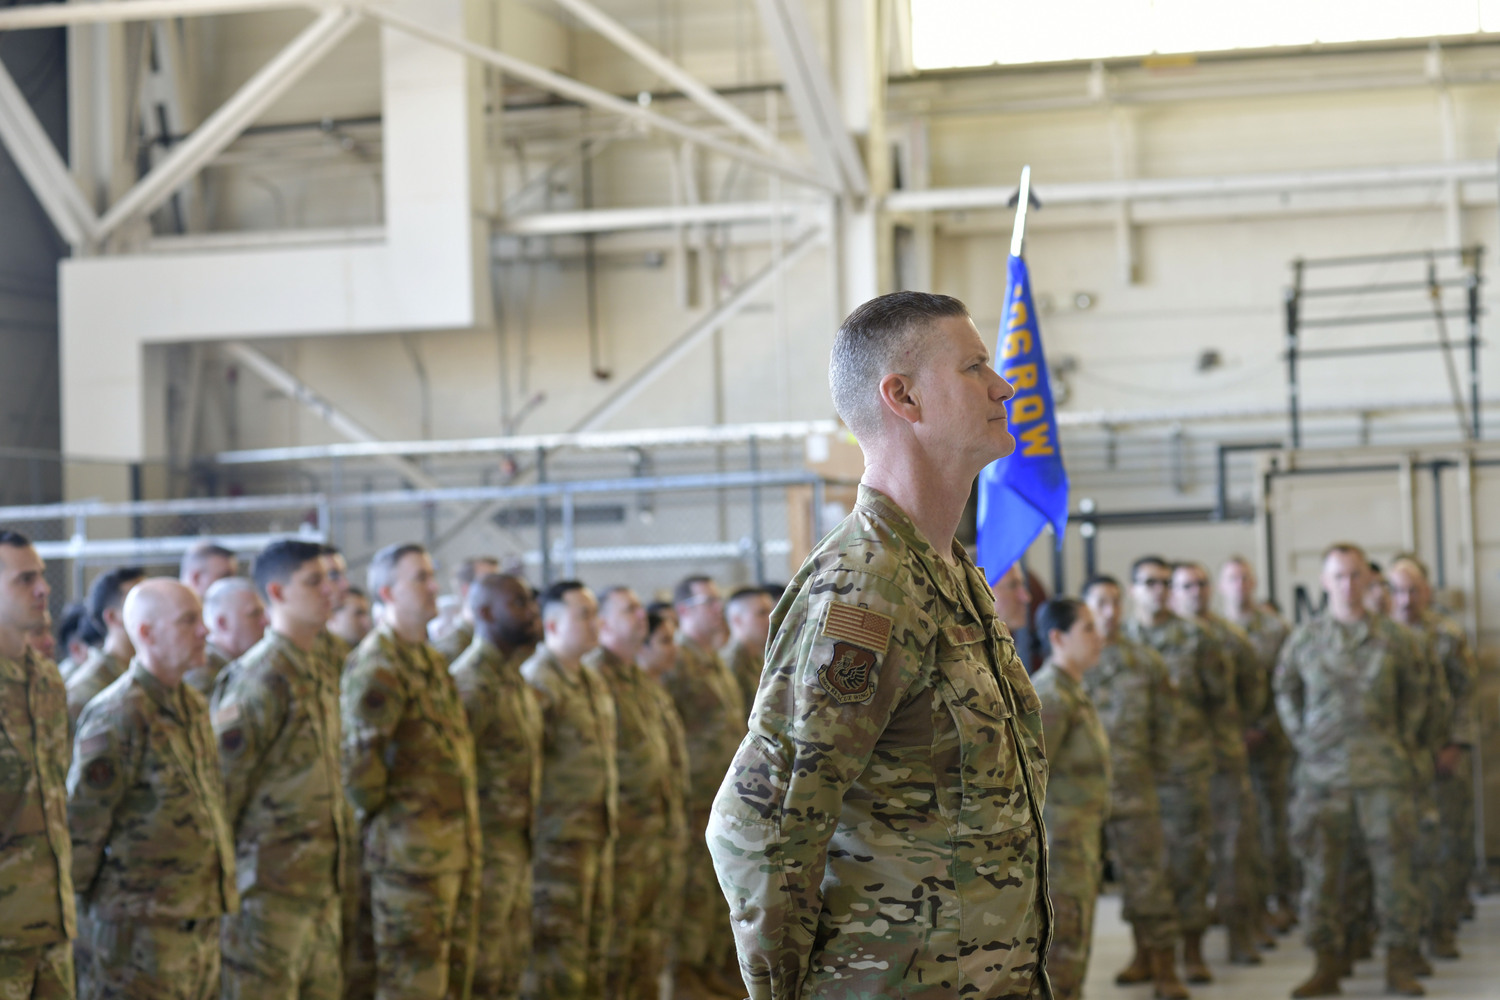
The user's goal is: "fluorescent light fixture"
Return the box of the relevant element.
[912,0,1500,69]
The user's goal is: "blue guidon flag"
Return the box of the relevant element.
[975,253,1069,587]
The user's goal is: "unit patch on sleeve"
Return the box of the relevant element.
[816,602,893,705]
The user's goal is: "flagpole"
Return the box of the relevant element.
[1010,165,1031,258]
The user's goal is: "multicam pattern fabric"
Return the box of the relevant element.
[433,621,474,668]
[1274,615,1426,789]
[341,624,480,876]
[67,661,238,921]
[183,643,232,699]
[85,916,221,1000]
[1083,637,1174,818]
[707,485,1051,1000]
[1232,606,1295,903]
[0,650,74,951]
[211,630,349,900]
[0,940,72,1000]
[64,649,126,736]
[1122,614,1229,780]
[1196,613,1261,927]
[450,637,543,1000]
[721,638,764,724]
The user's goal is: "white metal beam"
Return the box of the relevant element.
[223,342,444,491]
[0,57,101,246]
[883,159,1500,213]
[498,200,806,235]
[0,0,331,30]
[546,0,788,159]
[572,225,826,432]
[95,6,362,242]
[364,4,834,192]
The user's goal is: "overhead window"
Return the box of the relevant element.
[912,0,1500,70]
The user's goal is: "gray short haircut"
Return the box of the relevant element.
[829,291,971,439]
[203,576,259,621]
[368,543,427,596]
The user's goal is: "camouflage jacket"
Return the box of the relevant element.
[64,648,127,736]
[318,630,353,678]
[68,661,238,920]
[1034,662,1110,898]
[1274,614,1426,789]
[433,620,474,667]
[450,637,543,860]
[1084,637,1174,818]
[584,646,676,838]
[183,642,232,699]
[211,630,349,900]
[707,485,1051,1000]
[1124,614,1230,779]
[522,646,618,845]
[651,677,690,851]
[665,633,746,814]
[1411,610,1478,748]
[721,637,764,724]
[1227,605,1292,755]
[0,649,75,948]
[342,624,480,875]
[1196,613,1254,770]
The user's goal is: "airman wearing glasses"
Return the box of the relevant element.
[1124,555,1233,984]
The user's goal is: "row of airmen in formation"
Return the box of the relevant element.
[0,535,773,1000]
[0,530,1480,1000]
[1023,546,1479,1000]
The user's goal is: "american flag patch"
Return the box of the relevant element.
[822,602,893,653]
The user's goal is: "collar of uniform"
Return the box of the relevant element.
[128,658,184,718]
[853,484,980,608]
[263,629,313,673]
[205,640,233,662]
[585,644,636,682]
[1040,659,1083,694]
[533,645,585,688]
[1326,615,1371,646]
[474,635,524,676]
[0,642,35,682]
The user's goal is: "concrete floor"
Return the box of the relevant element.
[1081,892,1497,999]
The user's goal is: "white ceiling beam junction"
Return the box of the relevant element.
[0,57,101,246]
[0,0,332,30]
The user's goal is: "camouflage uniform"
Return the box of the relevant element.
[1274,615,1426,954]
[1123,614,1230,936]
[0,649,76,1000]
[211,630,350,1000]
[648,678,691,972]
[342,624,481,1000]
[663,633,746,980]
[68,660,238,1000]
[1084,637,1178,950]
[707,485,1052,1000]
[1233,606,1295,907]
[183,642,232,699]
[1409,610,1476,943]
[63,649,126,737]
[450,638,543,1000]
[721,638,763,724]
[584,646,680,1000]
[1034,662,1110,1000]
[318,631,353,676]
[521,646,619,1000]
[433,621,473,667]
[1198,613,1262,943]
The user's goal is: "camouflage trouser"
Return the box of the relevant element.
[1339,828,1377,950]
[370,868,477,1000]
[525,839,613,1000]
[1046,818,1102,1000]
[1291,783,1419,953]
[86,916,220,1000]
[1106,812,1179,949]
[1157,770,1213,934]
[679,807,734,973]
[461,837,532,1000]
[1433,749,1475,936]
[220,891,342,1000]
[0,941,73,1000]
[1412,782,1442,935]
[1249,748,1296,901]
[1210,764,1261,924]
[607,826,669,1000]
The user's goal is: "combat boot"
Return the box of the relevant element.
[1410,948,1433,978]
[1271,895,1299,933]
[1150,947,1191,1000]
[1290,949,1343,998]
[1228,921,1263,965]
[1182,932,1213,984]
[1384,947,1426,996]
[1429,926,1460,959]
[1115,927,1153,985]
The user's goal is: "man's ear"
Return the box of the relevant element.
[266,580,285,606]
[877,372,921,427]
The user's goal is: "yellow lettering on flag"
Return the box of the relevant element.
[1020,423,1055,456]
[1003,363,1038,390]
[1012,395,1045,424]
[1008,300,1029,329]
[1002,329,1032,360]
